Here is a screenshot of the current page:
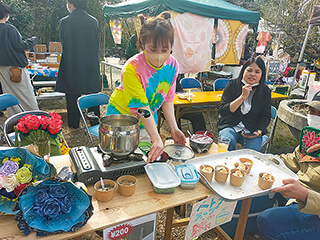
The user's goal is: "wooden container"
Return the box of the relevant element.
[239,158,254,173]
[258,172,275,190]
[117,175,138,197]
[214,165,229,183]
[94,179,116,202]
[199,164,214,182]
[230,169,246,186]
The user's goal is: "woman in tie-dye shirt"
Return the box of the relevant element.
[107,12,186,162]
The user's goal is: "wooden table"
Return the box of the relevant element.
[173,91,289,121]
[0,145,252,240]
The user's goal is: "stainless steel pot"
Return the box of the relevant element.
[99,114,140,157]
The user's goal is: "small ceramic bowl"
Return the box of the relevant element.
[230,169,246,187]
[214,165,229,183]
[199,164,214,182]
[258,172,275,190]
[117,175,138,197]
[94,179,116,202]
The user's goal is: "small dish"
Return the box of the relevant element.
[199,164,214,182]
[117,175,138,197]
[94,179,116,202]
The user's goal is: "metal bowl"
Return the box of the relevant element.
[189,134,213,153]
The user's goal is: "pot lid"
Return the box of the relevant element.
[164,144,194,161]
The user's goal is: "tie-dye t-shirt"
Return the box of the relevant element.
[106,51,178,128]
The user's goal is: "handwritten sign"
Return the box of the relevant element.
[103,213,156,240]
[185,194,237,240]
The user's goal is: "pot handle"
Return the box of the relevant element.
[138,109,151,119]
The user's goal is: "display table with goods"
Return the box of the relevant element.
[0,139,297,240]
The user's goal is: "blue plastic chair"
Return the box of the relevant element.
[261,106,277,153]
[179,78,216,131]
[213,78,229,91]
[181,78,202,90]
[0,94,25,145]
[77,93,109,146]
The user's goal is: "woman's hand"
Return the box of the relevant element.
[271,179,308,203]
[171,128,186,145]
[241,131,260,139]
[307,144,320,153]
[147,138,164,163]
[241,84,252,99]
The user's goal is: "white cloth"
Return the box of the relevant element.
[0,66,38,116]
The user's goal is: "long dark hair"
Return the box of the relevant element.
[237,56,266,84]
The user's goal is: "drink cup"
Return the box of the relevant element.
[218,136,231,153]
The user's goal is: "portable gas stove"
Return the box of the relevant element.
[69,146,147,184]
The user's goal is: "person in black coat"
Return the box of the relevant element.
[217,56,271,151]
[56,0,101,128]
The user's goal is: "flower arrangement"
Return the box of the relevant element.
[0,157,32,200]
[0,148,56,214]
[15,112,64,156]
[13,179,93,236]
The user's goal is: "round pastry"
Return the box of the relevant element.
[239,158,254,173]
[258,172,275,190]
[214,165,229,183]
[200,164,214,182]
[230,169,246,186]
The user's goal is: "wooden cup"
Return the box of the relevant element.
[94,179,116,202]
[258,172,275,190]
[230,169,246,186]
[214,165,229,183]
[117,175,138,197]
[199,165,214,182]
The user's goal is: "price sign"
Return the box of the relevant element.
[104,213,156,240]
[107,223,133,240]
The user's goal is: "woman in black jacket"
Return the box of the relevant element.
[217,56,271,151]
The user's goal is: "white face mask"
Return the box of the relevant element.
[241,79,259,87]
[307,114,320,129]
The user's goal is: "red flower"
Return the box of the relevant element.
[24,115,41,130]
[16,122,29,134]
[47,118,62,135]
[39,116,50,130]
[14,183,28,196]
[49,112,62,120]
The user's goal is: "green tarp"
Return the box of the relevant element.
[103,0,260,29]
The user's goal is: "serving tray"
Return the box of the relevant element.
[185,149,298,201]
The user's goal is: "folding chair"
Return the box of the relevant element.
[0,94,25,145]
[180,78,215,132]
[77,93,109,147]
[261,106,278,153]
[213,78,229,91]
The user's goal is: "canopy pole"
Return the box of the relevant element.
[290,24,312,95]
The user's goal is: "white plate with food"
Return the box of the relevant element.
[185,149,298,201]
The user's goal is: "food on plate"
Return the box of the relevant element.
[239,158,253,173]
[200,164,214,182]
[177,92,194,101]
[234,162,249,174]
[190,134,213,144]
[230,169,246,187]
[214,165,229,183]
[258,172,275,190]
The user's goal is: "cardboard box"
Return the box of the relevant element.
[49,42,62,53]
[34,44,47,53]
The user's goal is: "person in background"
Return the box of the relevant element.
[56,0,101,128]
[107,12,186,163]
[217,56,271,151]
[257,97,320,240]
[125,33,139,60]
[0,2,39,117]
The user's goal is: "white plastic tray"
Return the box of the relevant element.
[186,149,298,201]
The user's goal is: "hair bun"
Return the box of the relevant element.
[159,11,171,20]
